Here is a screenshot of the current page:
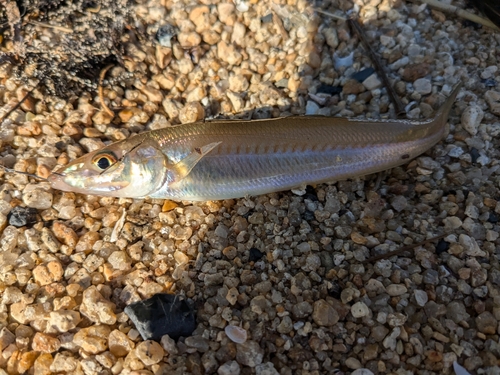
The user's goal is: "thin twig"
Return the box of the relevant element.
[272,10,289,42]
[0,165,47,181]
[362,233,448,264]
[28,21,74,34]
[0,85,37,124]
[406,0,500,31]
[99,64,115,118]
[313,8,348,21]
[348,18,406,118]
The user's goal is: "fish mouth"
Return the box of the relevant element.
[47,170,72,192]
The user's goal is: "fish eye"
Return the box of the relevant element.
[92,153,117,170]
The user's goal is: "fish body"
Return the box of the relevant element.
[48,83,461,201]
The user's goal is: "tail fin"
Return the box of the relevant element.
[434,82,462,123]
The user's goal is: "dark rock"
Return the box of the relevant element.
[435,239,449,255]
[488,212,498,224]
[124,294,196,341]
[317,84,342,95]
[249,248,264,262]
[8,206,38,227]
[470,148,480,163]
[156,24,178,47]
[351,67,375,82]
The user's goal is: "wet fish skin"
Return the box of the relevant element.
[48,83,462,201]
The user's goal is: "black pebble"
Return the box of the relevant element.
[329,283,342,300]
[488,212,499,224]
[470,148,480,163]
[249,247,264,262]
[8,206,38,227]
[303,185,318,202]
[124,294,196,341]
[317,84,342,95]
[435,239,450,255]
[351,67,375,82]
[482,79,497,87]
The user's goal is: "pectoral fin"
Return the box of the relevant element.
[171,141,221,181]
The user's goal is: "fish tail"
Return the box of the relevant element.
[434,82,462,125]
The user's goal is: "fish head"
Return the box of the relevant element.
[48,137,168,198]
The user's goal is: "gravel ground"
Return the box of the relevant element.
[1,0,500,374]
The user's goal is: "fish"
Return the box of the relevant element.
[48,83,462,201]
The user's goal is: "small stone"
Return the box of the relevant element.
[32,332,61,353]
[413,78,432,95]
[485,90,500,116]
[73,325,111,354]
[22,187,53,209]
[48,310,81,333]
[414,290,428,307]
[52,221,78,248]
[236,340,264,367]
[362,74,382,90]
[312,300,339,326]
[402,63,431,82]
[108,251,132,271]
[185,335,210,352]
[423,269,439,285]
[179,102,205,124]
[80,285,117,325]
[0,327,15,351]
[177,32,202,48]
[461,105,484,136]
[217,40,242,66]
[33,261,64,286]
[255,362,279,375]
[343,79,365,95]
[109,329,134,357]
[305,100,320,115]
[476,311,497,335]
[386,284,407,296]
[227,91,244,112]
[371,325,389,342]
[390,196,407,212]
[351,302,370,318]
[8,206,38,227]
[218,360,240,375]
[446,301,470,323]
[345,357,362,369]
[135,340,164,365]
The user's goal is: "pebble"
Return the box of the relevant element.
[236,340,264,367]
[73,325,111,354]
[7,206,38,227]
[476,311,497,335]
[351,302,370,318]
[80,286,117,325]
[218,360,240,375]
[386,284,407,296]
[22,187,53,209]
[312,300,340,326]
[362,74,382,90]
[485,90,500,116]
[413,78,432,95]
[461,105,484,136]
[31,332,61,353]
[135,340,164,365]
[414,290,428,307]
